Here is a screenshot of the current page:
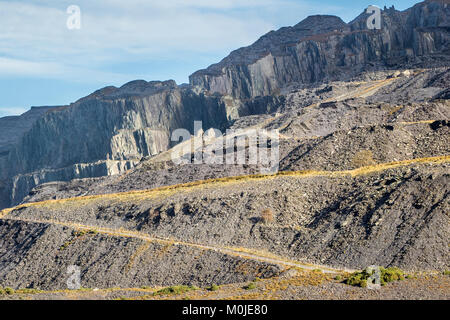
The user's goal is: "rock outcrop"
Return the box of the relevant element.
[0,107,57,208]
[190,1,450,100]
[0,81,236,208]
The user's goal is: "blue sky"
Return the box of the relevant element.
[0,0,419,117]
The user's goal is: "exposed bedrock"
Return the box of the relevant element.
[190,2,450,100]
[0,81,234,208]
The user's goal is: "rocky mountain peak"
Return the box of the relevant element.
[81,80,178,102]
[119,79,177,92]
[191,0,449,100]
[293,15,347,32]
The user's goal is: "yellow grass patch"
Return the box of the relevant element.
[124,241,152,273]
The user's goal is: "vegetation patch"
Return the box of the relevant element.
[59,241,72,251]
[153,285,199,296]
[0,287,15,295]
[346,267,406,287]
[243,282,257,290]
[125,241,151,273]
[15,288,43,294]
[208,284,220,291]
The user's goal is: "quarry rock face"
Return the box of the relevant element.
[0,81,235,208]
[190,1,450,100]
[0,107,58,208]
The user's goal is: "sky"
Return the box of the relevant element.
[0,0,420,117]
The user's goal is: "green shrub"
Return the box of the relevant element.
[72,230,86,237]
[209,284,220,291]
[244,282,257,290]
[334,275,342,281]
[346,270,369,287]
[153,285,198,296]
[0,288,4,295]
[59,241,71,251]
[4,287,15,295]
[382,267,404,283]
[443,270,450,276]
[346,267,406,288]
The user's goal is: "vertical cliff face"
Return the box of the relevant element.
[1,80,232,208]
[7,81,228,174]
[0,107,62,208]
[190,1,450,100]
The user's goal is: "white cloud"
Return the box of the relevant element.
[90,0,287,11]
[0,57,134,84]
[0,1,277,60]
[0,0,334,83]
[0,57,71,77]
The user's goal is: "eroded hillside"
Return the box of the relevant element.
[0,1,449,299]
